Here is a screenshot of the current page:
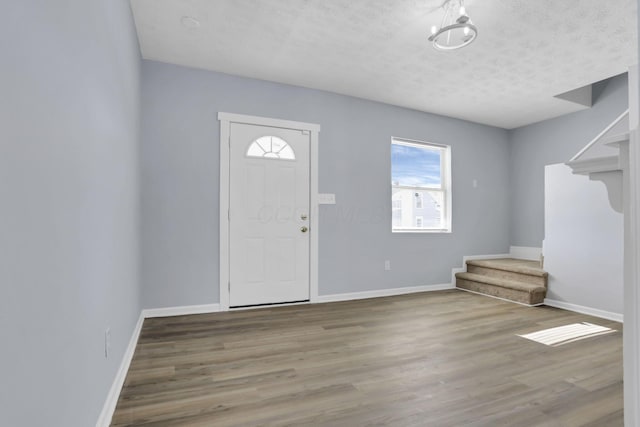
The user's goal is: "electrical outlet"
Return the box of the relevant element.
[105,328,111,359]
[384,260,391,271]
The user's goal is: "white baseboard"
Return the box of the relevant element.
[229,300,310,311]
[314,283,454,304]
[96,303,221,426]
[509,246,542,261]
[95,312,144,427]
[142,303,221,318]
[544,298,623,323]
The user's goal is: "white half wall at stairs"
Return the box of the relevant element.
[543,163,623,318]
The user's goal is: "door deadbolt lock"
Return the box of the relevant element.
[300,226,308,233]
[301,214,308,220]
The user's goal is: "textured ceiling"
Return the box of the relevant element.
[130,0,638,129]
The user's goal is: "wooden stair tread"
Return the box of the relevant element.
[466,258,547,277]
[455,272,546,294]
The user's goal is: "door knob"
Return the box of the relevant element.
[300,226,308,233]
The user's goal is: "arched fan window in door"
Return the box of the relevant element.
[246,136,295,160]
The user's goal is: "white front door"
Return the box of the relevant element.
[229,122,310,307]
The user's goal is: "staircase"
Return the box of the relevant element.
[566,109,628,176]
[455,258,548,306]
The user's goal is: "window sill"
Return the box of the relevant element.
[392,228,452,234]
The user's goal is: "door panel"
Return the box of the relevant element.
[229,123,310,307]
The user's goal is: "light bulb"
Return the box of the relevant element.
[431,25,438,35]
[463,26,470,35]
[459,6,466,15]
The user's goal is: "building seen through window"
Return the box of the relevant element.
[391,138,451,232]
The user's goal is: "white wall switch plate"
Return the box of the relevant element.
[318,193,336,204]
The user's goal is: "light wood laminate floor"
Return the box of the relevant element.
[112,290,622,426]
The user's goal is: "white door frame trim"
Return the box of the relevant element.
[624,65,640,427]
[218,112,320,311]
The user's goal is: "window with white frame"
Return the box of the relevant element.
[391,138,451,232]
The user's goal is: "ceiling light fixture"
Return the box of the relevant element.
[428,0,477,51]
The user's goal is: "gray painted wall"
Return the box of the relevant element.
[508,74,629,247]
[141,60,511,309]
[0,1,141,426]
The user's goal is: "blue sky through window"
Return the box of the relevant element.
[391,142,441,187]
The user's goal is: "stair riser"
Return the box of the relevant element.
[466,265,547,287]
[456,278,546,306]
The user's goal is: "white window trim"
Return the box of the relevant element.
[218,112,320,311]
[391,137,452,233]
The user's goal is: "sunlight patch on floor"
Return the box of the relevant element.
[518,322,616,346]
